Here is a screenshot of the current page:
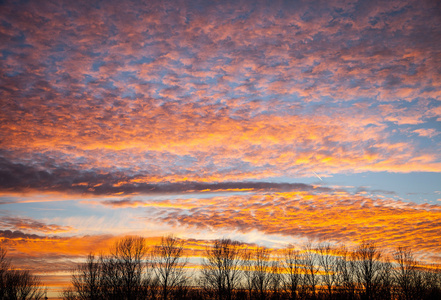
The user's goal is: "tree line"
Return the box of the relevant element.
[60,236,441,300]
[1,236,440,300]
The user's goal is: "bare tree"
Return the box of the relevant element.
[352,241,383,300]
[280,246,302,300]
[335,246,357,300]
[242,250,254,300]
[302,242,320,299]
[317,242,338,298]
[269,259,283,300]
[60,287,78,300]
[393,247,421,300]
[376,259,393,300]
[243,246,274,300]
[99,253,123,299]
[151,235,188,300]
[140,272,160,300]
[4,269,46,300]
[421,265,441,300]
[0,247,46,300]
[71,254,103,300]
[64,236,150,300]
[112,236,148,300]
[200,239,243,300]
[0,247,9,300]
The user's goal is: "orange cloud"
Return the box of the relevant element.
[1,0,440,194]
[132,191,441,263]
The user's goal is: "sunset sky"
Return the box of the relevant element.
[1,0,441,295]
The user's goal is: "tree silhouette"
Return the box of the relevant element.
[112,236,149,299]
[352,241,383,300]
[0,247,46,300]
[394,247,420,300]
[301,242,320,299]
[71,254,102,299]
[61,236,441,300]
[280,246,302,300]
[244,246,274,300]
[335,246,357,300]
[200,239,243,300]
[151,235,188,300]
[67,236,151,300]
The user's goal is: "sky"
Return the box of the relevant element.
[1,0,441,295]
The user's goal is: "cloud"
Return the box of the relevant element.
[0,0,440,191]
[0,216,73,234]
[137,191,441,261]
[5,186,440,264]
[413,128,440,138]
[0,155,333,195]
[0,230,120,273]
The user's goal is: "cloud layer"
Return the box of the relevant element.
[0,155,329,195]
[95,190,440,261]
[1,0,440,190]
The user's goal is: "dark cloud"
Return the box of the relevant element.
[0,155,329,195]
[0,229,43,240]
[0,155,121,194]
[0,216,72,233]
